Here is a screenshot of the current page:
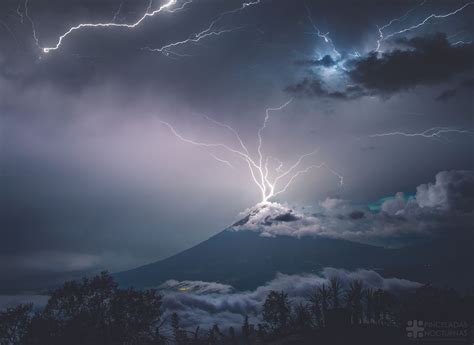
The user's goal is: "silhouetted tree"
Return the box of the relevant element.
[308,289,323,328]
[365,288,375,324]
[109,288,163,344]
[25,272,163,345]
[293,303,312,331]
[262,291,291,335]
[0,304,32,345]
[309,284,330,327]
[189,326,201,345]
[329,277,342,309]
[3,272,474,345]
[171,312,189,345]
[241,315,251,344]
[207,325,217,345]
[346,280,364,325]
[213,324,225,344]
[171,312,179,337]
[256,324,266,344]
[380,289,395,325]
[154,321,169,345]
[228,326,238,345]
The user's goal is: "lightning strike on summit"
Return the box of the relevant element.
[160,101,343,204]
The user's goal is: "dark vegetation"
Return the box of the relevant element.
[1,272,473,345]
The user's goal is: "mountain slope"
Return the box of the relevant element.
[115,201,474,290]
[115,227,474,290]
[115,229,390,290]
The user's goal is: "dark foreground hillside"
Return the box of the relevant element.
[1,272,473,345]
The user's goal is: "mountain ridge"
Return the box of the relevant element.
[114,229,389,290]
[115,227,474,290]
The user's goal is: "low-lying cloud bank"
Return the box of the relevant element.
[159,268,420,330]
[231,170,474,246]
[2,269,419,330]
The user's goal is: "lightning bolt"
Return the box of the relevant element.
[40,0,261,56]
[273,162,343,199]
[447,30,472,46]
[144,28,246,57]
[380,1,474,45]
[24,0,40,48]
[375,0,426,52]
[303,2,341,59]
[112,1,126,22]
[159,101,343,204]
[447,30,466,41]
[256,100,293,198]
[369,127,474,139]
[143,0,261,57]
[208,153,235,169]
[41,0,191,53]
[265,156,284,175]
[451,40,472,46]
[16,0,24,24]
[0,20,20,47]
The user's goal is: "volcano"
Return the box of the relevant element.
[115,204,474,290]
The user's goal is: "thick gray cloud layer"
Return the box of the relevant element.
[232,170,474,246]
[348,34,474,96]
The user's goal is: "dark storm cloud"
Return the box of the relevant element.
[436,78,474,101]
[285,78,358,99]
[287,34,474,100]
[272,212,299,222]
[349,210,365,220]
[295,54,337,67]
[435,88,458,101]
[348,33,474,96]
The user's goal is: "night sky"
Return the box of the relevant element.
[1,0,473,292]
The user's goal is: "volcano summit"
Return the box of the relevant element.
[115,200,474,291]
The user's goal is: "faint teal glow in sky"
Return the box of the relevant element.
[368,193,416,212]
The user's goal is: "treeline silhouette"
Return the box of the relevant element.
[1,272,473,345]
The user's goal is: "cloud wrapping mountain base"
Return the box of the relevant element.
[158,268,420,330]
[231,170,474,246]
